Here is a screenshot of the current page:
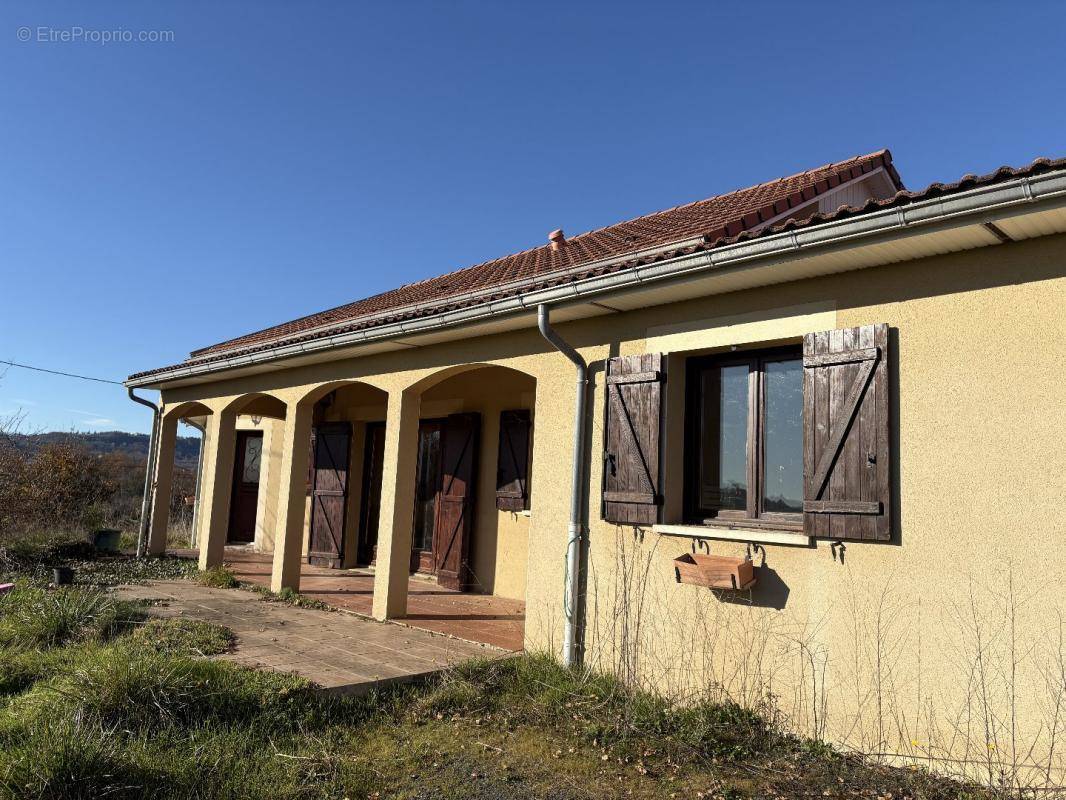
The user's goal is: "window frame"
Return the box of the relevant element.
[683,346,804,531]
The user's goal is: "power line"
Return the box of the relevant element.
[0,359,124,386]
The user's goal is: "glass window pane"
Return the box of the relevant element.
[699,364,749,511]
[762,358,803,514]
[242,436,262,484]
[412,426,440,551]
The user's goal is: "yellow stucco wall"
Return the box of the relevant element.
[159,233,1066,781]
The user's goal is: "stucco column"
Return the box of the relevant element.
[372,388,420,620]
[269,402,313,593]
[146,414,178,556]
[198,409,237,570]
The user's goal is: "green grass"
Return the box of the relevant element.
[0,582,140,648]
[0,572,1003,800]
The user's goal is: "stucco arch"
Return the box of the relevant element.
[295,379,388,410]
[406,361,537,397]
[162,400,213,422]
[222,392,287,419]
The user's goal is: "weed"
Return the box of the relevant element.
[16,643,319,734]
[420,654,774,763]
[1,538,197,587]
[0,716,162,800]
[0,579,1010,800]
[0,647,70,696]
[126,618,234,657]
[196,566,238,589]
[0,583,139,649]
[251,583,334,611]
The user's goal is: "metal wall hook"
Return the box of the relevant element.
[748,542,766,566]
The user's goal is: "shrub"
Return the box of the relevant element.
[19,443,118,534]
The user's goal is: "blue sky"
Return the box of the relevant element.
[1,1,1063,434]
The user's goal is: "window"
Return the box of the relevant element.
[241,434,263,484]
[684,347,804,528]
[412,420,443,551]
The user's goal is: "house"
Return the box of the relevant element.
[127,149,1066,781]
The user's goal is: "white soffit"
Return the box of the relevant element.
[993,206,1066,240]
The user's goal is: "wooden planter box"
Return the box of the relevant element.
[674,553,756,590]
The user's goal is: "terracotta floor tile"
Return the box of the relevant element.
[172,547,525,651]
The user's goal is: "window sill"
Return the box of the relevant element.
[653,523,811,547]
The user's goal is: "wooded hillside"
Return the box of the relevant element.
[7,431,201,467]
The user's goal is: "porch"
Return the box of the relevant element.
[147,359,539,658]
[188,547,525,651]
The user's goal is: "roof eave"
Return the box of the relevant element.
[126,167,1066,389]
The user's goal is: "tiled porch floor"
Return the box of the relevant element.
[175,547,525,651]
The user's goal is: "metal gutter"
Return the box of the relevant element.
[536,304,589,669]
[127,169,1066,389]
[192,235,711,360]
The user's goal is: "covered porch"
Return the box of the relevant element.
[148,362,538,654]
[182,547,525,651]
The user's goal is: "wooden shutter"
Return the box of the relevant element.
[308,422,352,567]
[803,323,890,541]
[433,413,480,590]
[495,410,532,512]
[306,395,331,496]
[602,353,665,526]
[305,429,316,496]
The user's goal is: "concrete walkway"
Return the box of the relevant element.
[116,580,502,695]
[175,547,526,651]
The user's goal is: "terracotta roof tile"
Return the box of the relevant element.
[185,150,900,360]
[130,150,1064,382]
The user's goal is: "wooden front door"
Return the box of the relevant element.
[228,431,263,543]
[357,422,386,565]
[308,422,352,568]
[433,413,480,590]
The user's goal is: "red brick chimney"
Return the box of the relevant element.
[548,229,566,251]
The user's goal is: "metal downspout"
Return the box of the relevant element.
[128,388,160,558]
[536,304,588,669]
